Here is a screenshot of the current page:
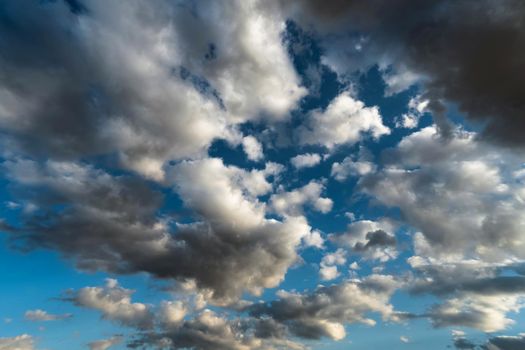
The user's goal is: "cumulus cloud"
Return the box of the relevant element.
[332,220,398,262]
[242,136,264,162]
[485,333,525,350]
[427,294,524,332]
[297,92,389,149]
[250,274,402,341]
[331,147,376,181]
[319,249,346,281]
[88,336,123,350]
[4,156,314,304]
[290,153,322,169]
[69,279,155,329]
[284,0,525,146]
[270,181,333,217]
[0,334,35,350]
[360,126,525,262]
[24,309,72,322]
[0,0,305,180]
[395,95,429,129]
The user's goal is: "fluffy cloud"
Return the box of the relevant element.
[332,220,398,262]
[331,158,375,181]
[250,274,402,341]
[0,0,305,180]
[0,334,35,350]
[4,156,315,304]
[70,279,155,329]
[270,181,333,217]
[297,92,390,149]
[395,95,429,129]
[242,136,264,162]
[360,126,525,262]
[24,309,72,322]
[88,336,123,350]
[290,153,322,169]
[284,0,525,146]
[319,249,346,281]
[427,294,524,332]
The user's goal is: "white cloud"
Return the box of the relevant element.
[0,334,35,350]
[395,95,429,129]
[72,279,154,329]
[0,0,305,181]
[428,294,524,332]
[270,181,333,217]
[297,92,390,149]
[319,249,347,281]
[291,153,322,169]
[24,309,72,322]
[360,126,525,262]
[331,158,375,181]
[88,336,123,350]
[242,136,264,162]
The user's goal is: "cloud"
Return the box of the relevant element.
[270,180,333,217]
[242,136,264,162]
[284,0,525,147]
[0,0,305,180]
[427,294,524,333]
[395,95,429,129]
[451,330,477,350]
[291,153,322,169]
[4,157,313,304]
[485,333,525,350]
[297,91,390,149]
[319,249,346,281]
[332,220,398,262]
[88,336,123,350]
[250,274,402,341]
[0,334,35,350]
[360,126,525,263]
[69,279,155,329]
[24,309,72,322]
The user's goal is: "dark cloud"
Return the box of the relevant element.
[453,337,478,350]
[353,229,396,252]
[3,158,311,304]
[0,0,305,180]
[287,0,525,146]
[249,275,401,341]
[485,334,525,350]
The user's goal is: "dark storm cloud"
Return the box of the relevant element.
[288,0,525,146]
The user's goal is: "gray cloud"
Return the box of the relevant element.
[4,158,313,304]
[249,274,402,341]
[0,0,305,180]
[285,0,525,146]
[485,334,525,350]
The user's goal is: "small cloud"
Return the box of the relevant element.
[25,309,72,322]
[400,336,409,343]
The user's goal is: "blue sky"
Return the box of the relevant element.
[1,1,525,350]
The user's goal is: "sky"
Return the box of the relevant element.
[1,1,525,349]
